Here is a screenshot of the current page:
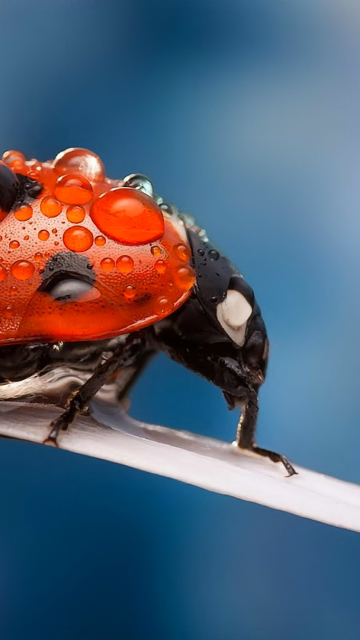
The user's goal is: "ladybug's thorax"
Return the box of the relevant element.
[0,148,195,345]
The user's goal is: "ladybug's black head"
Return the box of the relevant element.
[154,221,268,409]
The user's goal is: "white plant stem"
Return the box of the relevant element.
[0,400,359,533]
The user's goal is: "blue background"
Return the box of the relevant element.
[0,1,360,638]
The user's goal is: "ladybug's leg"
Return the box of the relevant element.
[44,333,147,445]
[236,388,297,477]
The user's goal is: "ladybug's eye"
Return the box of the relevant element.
[44,278,98,303]
[0,162,19,215]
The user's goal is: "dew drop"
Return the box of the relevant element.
[15,204,33,221]
[51,228,58,234]
[10,286,17,296]
[38,230,50,241]
[66,205,85,223]
[123,285,136,301]
[174,243,191,262]
[54,174,93,205]
[53,148,105,182]
[208,249,220,261]
[90,188,164,245]
[155,296,173,315]
[63,226,93,252]
[151,245,162,257]
[95,235,106,246]
[34,252,43,262]
[116,255,134,274]
[9,240,20,249]
[100,257,115,272]
[23,235,29,241]
[11,260,35,280]
[40,196,62,218]
[174,266,196,290]
[5,305,13,318]
[0,265,7,281]
[154,259,167,275]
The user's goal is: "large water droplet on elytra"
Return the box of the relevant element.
[40,196,62,218]
[116,255,134,274]
[54,174,93,205]
[63,226,93,252]
[53,148,106,182]
[11,260,35,280]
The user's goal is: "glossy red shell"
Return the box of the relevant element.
[0,148,195,344]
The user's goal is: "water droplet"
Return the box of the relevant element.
[197,248,205,256]
[174,266,196,290]
[9,240,20,249]
[23,235,29,241]
[151,245,162,257]
[38,230,49,241]
[51,228,57,234]
[53,148,105,182]
[11,260,35,280]
[155,296,173,315]
[116,255,134,274]
[54,241,59,246]
[0,265,7,281]
[154,259,167,275]
[40,196,62,218]
[54,173,93,205]
[90,188,164,245]
[123,285,136,301]
[2,150,26,172]
[63,226,93,252]
[34,252,43,262]
[174,243,191,262]
[10,286,17,296]
[95,235,106,246]
[100,258,115,272]
[208,249,220,261]
[15,204,33,221]
[66,205,85,223]
[5,305,13,318]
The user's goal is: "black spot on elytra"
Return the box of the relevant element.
[13,174,43,209]
[40,252,95,287]
[0,163,19,212]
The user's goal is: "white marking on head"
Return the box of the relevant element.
[216,289,252,346]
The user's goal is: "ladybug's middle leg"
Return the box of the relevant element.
[44,333,148,445]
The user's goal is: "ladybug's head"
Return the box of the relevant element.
[155,220,269,409]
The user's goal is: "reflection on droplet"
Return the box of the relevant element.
[9,240,20,249]
[34,252,43,261]
[208,249,220,261]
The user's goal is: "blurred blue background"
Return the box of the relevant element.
[0,1,360,638]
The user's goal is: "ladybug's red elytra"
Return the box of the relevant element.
[0,148,296,476]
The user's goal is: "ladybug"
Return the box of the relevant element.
[0,148,296,475]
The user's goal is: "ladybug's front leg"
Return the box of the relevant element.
[44,333,148,445]
[236,388,297,477]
